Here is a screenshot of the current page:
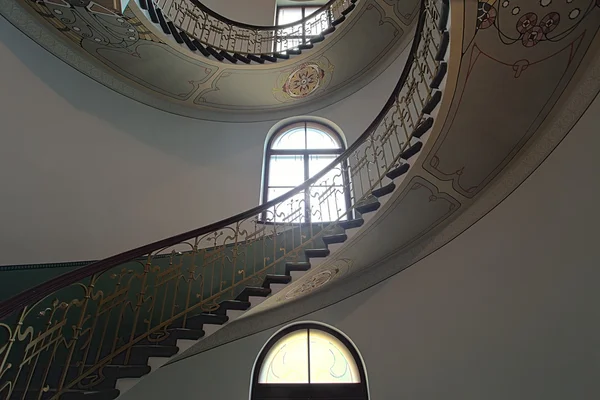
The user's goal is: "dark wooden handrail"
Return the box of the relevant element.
[0,0,428,321]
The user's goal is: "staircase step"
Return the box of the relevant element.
[285,261,311,275]
[430,62,447,89]
[112,345,178,365]
[372,182,396,198]
[423,90,442,114]
[206,46,225,61]
[304,248,330,259]
[413,117,434,139]
[261,54,277,62]
[215,300,251,315]
[221,50,238,63]
[435,31,450,61]
[193,40,210,57]
[166,22,183,43]
[386,163,410,180]
[236,286,272,301]
[274,52,290,59]
[155,9,170,34]
[338,218,364,230]
[298,43,313,50]
[287,48,302,55]
[322,26,336,35]
[187,313,229,327]
[247,54,266,64]
[104,364,151,379]
[332,15,346,26]
[179,31,197,51]
[322,233,348,245]
[356,201,381,214]
[168,327,206,341]
[342,3,356,15]
[400,142,423,160]
[234,53,251,63]
[310,34,325,44]
[263,274,292,287]
[146,0,158,23]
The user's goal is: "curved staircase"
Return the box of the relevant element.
[135,0,359,64]
[0,0,449,398]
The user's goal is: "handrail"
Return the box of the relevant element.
[150,0,358,56]
[0,0,439,321]
[0,0,449,397]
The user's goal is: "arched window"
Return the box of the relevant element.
[262,122,350,223]
[251,323,369,400]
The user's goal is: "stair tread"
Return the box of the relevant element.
[386,163,410,180]
[372,182,396,198]
[356,201,381,214]
[338,218,364,230]
[323,233,348,245]
[263,274,292,287]
[305,248,330,258]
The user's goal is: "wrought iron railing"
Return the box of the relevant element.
[0,0,449,397]
[142,0,357,57]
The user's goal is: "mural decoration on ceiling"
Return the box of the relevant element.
[275,59,334,101]
[0,0,420,119]
[283,63,326,99]
[424,0,600,198]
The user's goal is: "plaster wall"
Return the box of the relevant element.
[0,16,410,264]
[120,94,600,400]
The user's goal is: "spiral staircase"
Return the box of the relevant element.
[1,0,599,398]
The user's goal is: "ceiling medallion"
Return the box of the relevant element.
[282,63,326,98]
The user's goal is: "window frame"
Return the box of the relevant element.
[261,121,352,223]
[251,323,369,400]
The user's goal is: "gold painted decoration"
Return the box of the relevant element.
[273,58,335,102]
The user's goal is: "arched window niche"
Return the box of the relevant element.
[261,117,352,223]
[250,322,369,400]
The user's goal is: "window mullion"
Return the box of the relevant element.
[307,328,311,384]
[304,154,310,222]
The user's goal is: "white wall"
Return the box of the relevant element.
[199,0,277,25]
[120,95,600,400]
[0,17,408,264]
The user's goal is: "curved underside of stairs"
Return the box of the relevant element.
[0,0,420,121]
[167,0,600,362]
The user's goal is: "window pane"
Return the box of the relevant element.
[278,7,303,24]
[258,329,309,383]
[307,186,347,222]
[271,128,306,150]
[309,154,345,186]
[266,188,306,224]
[306,128,340,149]
[268,155,305,187]
[309,329,361,383]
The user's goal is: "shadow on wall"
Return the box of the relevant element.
[0,17,273,168]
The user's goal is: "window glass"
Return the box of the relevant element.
[272,127,306,149]
[278,7,303,24]
[306,128,340,149]
[258,329,309,383]
[269,155,305,187]
[263,122,348,222]
[309,329,361,383]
